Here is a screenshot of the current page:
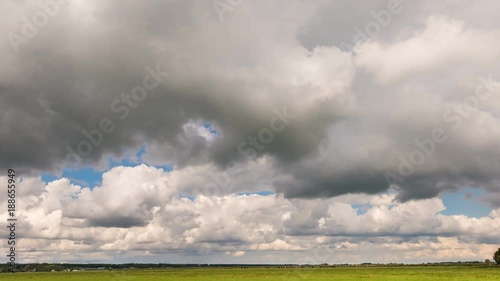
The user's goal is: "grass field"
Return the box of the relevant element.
[1,267,499,280]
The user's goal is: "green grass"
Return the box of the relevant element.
[1,266,499,280]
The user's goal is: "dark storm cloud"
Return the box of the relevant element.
[88,216,147,228]
[2,0,500,204]
[0,0,341,174]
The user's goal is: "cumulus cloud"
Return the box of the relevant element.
[356,16,500,83]
[1,165,499,263]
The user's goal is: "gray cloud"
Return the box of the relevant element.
[1,0,500,204]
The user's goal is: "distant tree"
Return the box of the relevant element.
[494,248,500,265]
[485,259,490,264]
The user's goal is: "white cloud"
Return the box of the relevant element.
[356,16,500,83]
[1,165,499,263]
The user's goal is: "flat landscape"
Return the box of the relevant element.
[1,267,499,281]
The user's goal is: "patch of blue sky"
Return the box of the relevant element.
[179,194,196,201]
[42,146,174,188]
[236,191,275,196]
[41,166,102,187]
[352,204,370,215]
[203,122,219,135]
[439,187,491,218]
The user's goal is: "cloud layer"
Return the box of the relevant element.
[2,1,500,204]
[1,165,499,263]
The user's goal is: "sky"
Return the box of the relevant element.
[1,0,500,264]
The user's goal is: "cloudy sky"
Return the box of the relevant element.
[1,0,500,264]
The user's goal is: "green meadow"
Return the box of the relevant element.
[1,266,499,280]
